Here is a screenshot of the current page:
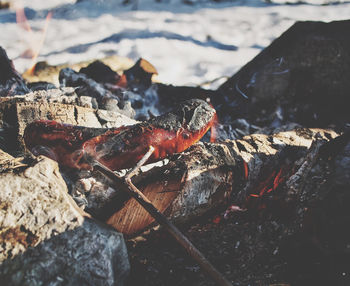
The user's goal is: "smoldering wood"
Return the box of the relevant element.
[276,131,350,285]
[81,127,337,236]
[93,146,233,286]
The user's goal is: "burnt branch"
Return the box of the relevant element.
[93,151,232,286]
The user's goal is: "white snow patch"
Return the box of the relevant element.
[1,0,350,87]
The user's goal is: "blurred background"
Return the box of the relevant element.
[1,0,350,88]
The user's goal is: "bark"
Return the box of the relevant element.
[84,127,338,236]
[0,97,137,152]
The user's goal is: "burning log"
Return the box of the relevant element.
[78,127,337,236]
[24,99,217,171]
[94,148,233,286]
[21,98,230,285]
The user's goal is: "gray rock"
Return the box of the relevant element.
[59,68,121,111]
[79,95,99,109]
[0,155,130,286]
[218,20,350,127]
[97,109,137,128]
[13,87,79,105]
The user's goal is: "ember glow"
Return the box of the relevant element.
[248,164,290,200]
[209,113,219,143]
[243,160,249,180]
[81,99,217,170]
[24,99,217,171]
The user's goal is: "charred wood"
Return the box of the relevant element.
[79,60,122,84]
[59,67,124,112]
[82,127,337,236]
[0,47,30,97]
[124,58,158,91]
[0,98,136,153]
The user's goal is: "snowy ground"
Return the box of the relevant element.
[1,0,350,88]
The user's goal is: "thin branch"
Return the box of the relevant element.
[93,149,232,286]
[125,145,155,180]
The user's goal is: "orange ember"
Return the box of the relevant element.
[248,165,290,200]
[209,113,218,143]
[243,160,249,180]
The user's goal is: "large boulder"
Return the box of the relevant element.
[0,154,130,286]
[217,20,350,127]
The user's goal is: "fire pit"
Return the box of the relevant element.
[1,2,350,285]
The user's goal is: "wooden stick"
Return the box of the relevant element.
[93,147,232,286]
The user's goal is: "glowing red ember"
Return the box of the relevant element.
[24,99,217,171]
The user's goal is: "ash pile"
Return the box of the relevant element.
[1,20,350,286]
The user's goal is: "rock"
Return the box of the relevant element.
[22,56,134,87]
[124,58,158,91]
[217,20,350,127]
[97,109,137,128]
[118,101,136,119]
[79,60,122,84]
[59,68,124,112]
[14,87,79,105]
[79,95,99,109]
[0,155,130,286]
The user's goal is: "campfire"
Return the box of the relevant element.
[0,4,349,285]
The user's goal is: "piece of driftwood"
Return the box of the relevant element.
[89,127,338,236]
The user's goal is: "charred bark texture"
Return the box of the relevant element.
[90,127,337,236]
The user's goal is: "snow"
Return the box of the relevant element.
[1,0,350,88]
